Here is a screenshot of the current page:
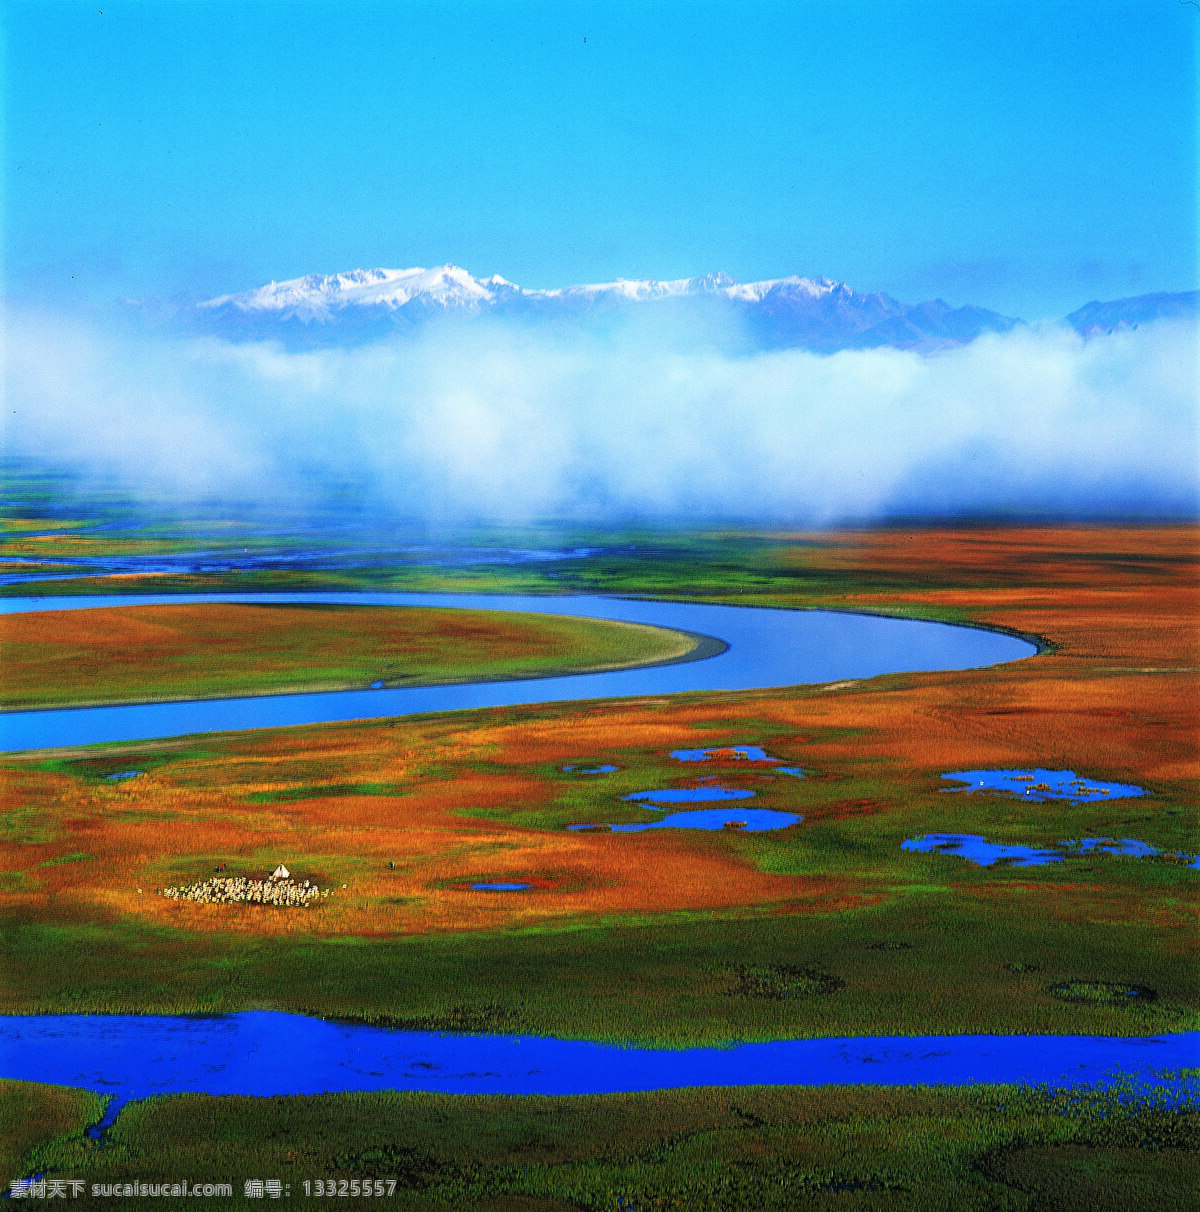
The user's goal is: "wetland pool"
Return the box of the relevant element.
[569,807,801,832]
[0,591,1035,751]
[903,832,1200,869]
[943,769,1147,803]
[609,808,800,832]
[624,787,757,804]
[2,1014,1196,1131]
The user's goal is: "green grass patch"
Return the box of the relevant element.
[3,894,1196,1043]
[6,1082,1197,1209]
[0,1081,103,1187]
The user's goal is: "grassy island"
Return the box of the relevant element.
[0,603,706,710]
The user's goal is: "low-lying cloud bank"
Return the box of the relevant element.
[4,305,1196,523]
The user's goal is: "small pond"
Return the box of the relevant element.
[943,769,1147,803]
[609,808,801,833]
[668,746,804,777]
[2,1014,1195,1129]
[470,882,531,892]
[903,833,1199,869]
[903,834,1062,867]
[624,788,757,805]
[672,745,776,763]
[563,764,618,774]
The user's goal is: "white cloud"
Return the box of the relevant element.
[3,306,1196,522]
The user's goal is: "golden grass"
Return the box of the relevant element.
[0,602,701,709]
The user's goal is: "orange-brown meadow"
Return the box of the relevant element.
[0,525,1194,1043]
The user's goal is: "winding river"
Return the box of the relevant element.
[4,591,1192,1108]
[3,1013,1197,1129]
[0,591,1035,751]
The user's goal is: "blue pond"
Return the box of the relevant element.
[611,808,800,833]
[1,1015,1195,1130]
[672,746,776,763]
[104,771,141,781]
[669,747,803,777]
[572,785,796,831]
[563,764,618,774]
[903,834,1063,867]
[624,788,756,805]
[1073,837,1159,859]
[903,833,1199,869]
[943,769,1146,803]
[471,882,531,892]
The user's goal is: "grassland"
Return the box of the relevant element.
[0,603,705,709]
[6,1079,1198,1209]
[1,525,1194,1031]
[1,521,1196,1205]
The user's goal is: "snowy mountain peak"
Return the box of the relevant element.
[193,264,1020,352]
[200,266,858,316]
[200,264,510,321]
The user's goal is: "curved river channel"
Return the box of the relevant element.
[4,592,1194,1109]
[0,590,1035,751]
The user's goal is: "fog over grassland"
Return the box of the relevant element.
[4,304,1196,524]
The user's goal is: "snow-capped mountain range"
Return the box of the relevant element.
[200,265,853,318]
[191,264,1196,352]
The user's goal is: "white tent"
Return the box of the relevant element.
[270,865,290,880]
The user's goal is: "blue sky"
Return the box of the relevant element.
[4,0,1196,317]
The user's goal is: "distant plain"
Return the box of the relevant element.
[1,511,1196,1205]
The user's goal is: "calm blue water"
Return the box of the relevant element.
[672,745,776,762]
[471,882,531,892]
[943,769,1146,803]
[1072,837,1159,859]
[1,1015,1195,1127]
[563,764,618,774]
[610,808,800,833]
[624,787,757,804]
[0,592,1035,752]
[669,747,805,777]
[903,834,1065,867]
[904,832,1199,870]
